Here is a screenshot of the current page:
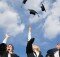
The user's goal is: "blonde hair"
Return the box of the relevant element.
[32,44,40,52]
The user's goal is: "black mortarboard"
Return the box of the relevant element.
[41,4,46,12]
[23,0,27,4]
[29,9,38,15]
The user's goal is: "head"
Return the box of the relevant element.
[0,43,7,55]
[7,44,14,53]
[32,44,40,52]
[56,43,60,49]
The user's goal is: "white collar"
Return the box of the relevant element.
[54,50,59,57]
[8,53,11,57]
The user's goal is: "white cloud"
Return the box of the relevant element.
[29,15,41,23]
[0,1,9,12]
[7,23,25,36]
[43,16,60,39]
[0,1,25,36]
[43,0,60,39]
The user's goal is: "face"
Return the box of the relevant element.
[56,44,60,49]
[7,44,13,52]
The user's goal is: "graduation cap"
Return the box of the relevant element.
[41,4,46,12]
[23,0,27,4]
[28,9,38,15]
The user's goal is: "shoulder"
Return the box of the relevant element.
[47,48,58,54]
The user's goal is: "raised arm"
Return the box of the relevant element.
[28,26,31,41]
[26,38,35,54]
[26,26,35,54]
[2,34,10,44]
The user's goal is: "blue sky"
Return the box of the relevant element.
[0,0,60,57]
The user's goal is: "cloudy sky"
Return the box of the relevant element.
[0,0,60,57]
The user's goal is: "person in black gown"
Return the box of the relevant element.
[26,26,43,57]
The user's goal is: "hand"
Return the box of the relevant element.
[5,34,10,38]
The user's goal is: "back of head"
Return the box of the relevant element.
[32,44,40,52]
[0,43,7,55]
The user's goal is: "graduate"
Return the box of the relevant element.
[0,34,19,57]
[46,43,60,57]
[26,26,43,57]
